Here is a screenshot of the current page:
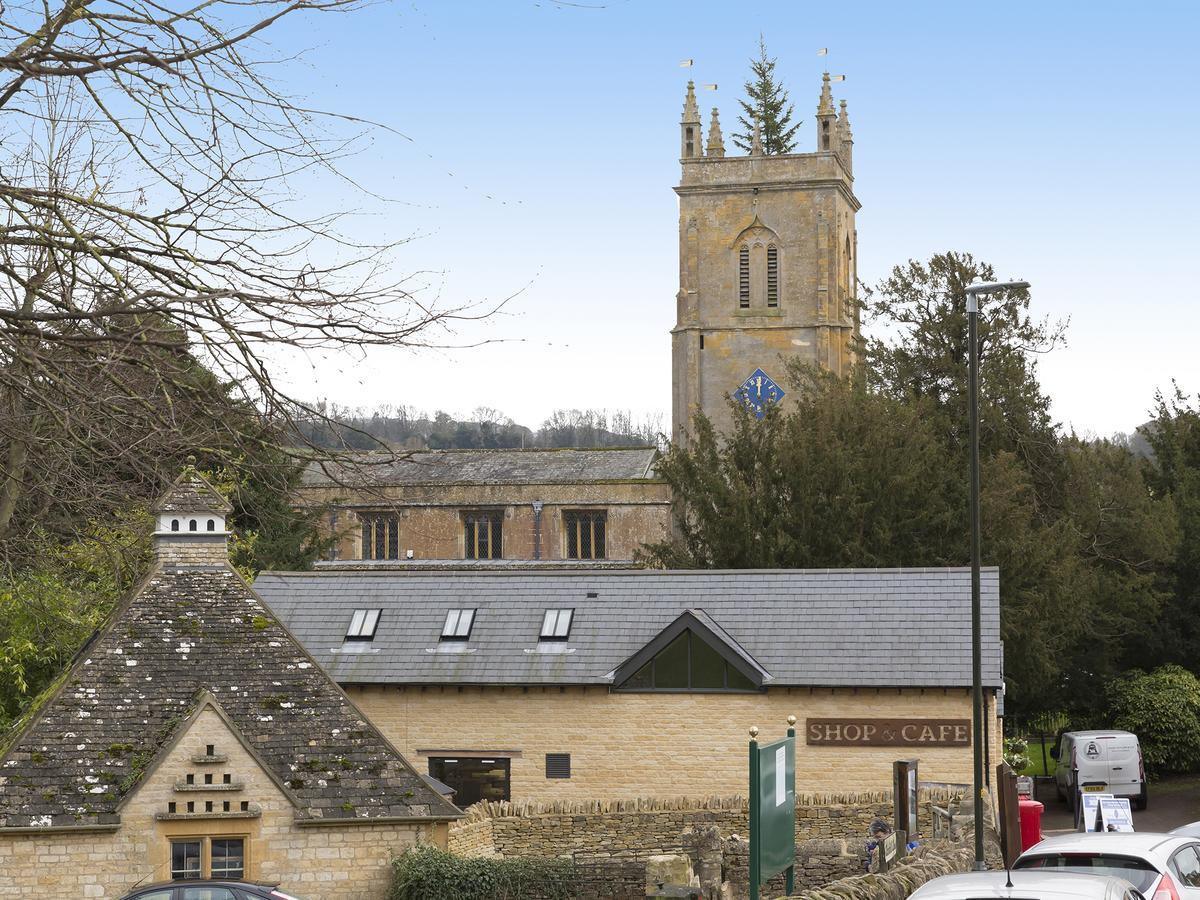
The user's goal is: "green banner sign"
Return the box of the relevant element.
[749,725,796,899]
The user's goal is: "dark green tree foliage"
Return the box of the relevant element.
[649,251,1179,723]
[641,369,963,569]
[732,37,802,155]
[1107,665,1200,776]
[1140,388,1200,666]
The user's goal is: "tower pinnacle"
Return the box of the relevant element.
[750,118,763,156]
[680,81,702,159]
[706,108,726,158]
[816,72,837,151]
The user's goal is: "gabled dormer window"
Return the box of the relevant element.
[540,609,573,641]
[619,629,757,691]
[441,608,475,641]
[345,608,381,641]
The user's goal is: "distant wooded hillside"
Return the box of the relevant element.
[297,405,664,450]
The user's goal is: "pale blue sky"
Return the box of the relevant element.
[267,0,1200,437]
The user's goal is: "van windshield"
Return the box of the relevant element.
[1014,853,1158,892]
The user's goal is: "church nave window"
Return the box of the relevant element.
[463,510,503,560]
[564,510,606,560]
[360,514,399,560]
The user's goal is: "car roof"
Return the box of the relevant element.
[911,871,1136,900]
[1021,832,1193,856]
[1064,731,1138,740]
[126,881,279,895]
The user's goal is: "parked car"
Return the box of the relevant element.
[909,871,1145,900]
[1052,730,1148,810]
[1173,824,1200,840]
[118,881,305,900]
[1014,832,1200,900]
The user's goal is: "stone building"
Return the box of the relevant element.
[302,447,670,564]
[673,75,859,441]
[0,470,460,898]
[256,567,1003,806]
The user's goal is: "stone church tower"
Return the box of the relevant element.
[671,74,861,441]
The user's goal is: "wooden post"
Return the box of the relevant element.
[996,762,1021,866]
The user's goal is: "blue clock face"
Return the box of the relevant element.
[734,368,785,419]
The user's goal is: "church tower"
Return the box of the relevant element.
[671,73,861,442]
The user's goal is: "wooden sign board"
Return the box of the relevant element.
[806,719,971,747]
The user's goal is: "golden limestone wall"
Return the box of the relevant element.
[672,151,859,442]
[0,706,434,898]
[301,480,671,562]
[349,686,1002,803]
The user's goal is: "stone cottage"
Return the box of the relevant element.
[0,469,460,898]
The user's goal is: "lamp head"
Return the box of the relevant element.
[964,280,1030,312]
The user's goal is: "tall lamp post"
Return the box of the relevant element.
[963,280,1029,870]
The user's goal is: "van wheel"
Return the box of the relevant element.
[1136,786,1148,811]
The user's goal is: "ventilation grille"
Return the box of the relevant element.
[545,753,571,779]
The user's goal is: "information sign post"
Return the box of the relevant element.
[749,717,797,900]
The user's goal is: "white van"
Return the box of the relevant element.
[1052,730,1147,810]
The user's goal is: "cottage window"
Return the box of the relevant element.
[619,629,758,692]
[540,609,574,640]
[346,608,381,641]
[441,608,476,641]
[463,510,502,560]
[171,839,202,879]
[168,836,247,881]
[360,514,399,560]
[210,838,245,879]
[564,510,606,560]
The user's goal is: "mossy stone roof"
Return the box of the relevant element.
[0,565,458,829]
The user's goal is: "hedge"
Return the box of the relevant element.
[391,845,578,900]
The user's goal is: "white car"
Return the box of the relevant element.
[1015,832,1200,900]
[909,871,1144,900]
[1053,730,1148,810]
[1174,825,1200,840]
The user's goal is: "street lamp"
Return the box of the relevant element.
[963,280,1029,870]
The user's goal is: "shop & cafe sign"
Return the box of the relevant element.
[806,719,971,747]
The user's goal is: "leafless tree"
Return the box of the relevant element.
[0,0,490,549]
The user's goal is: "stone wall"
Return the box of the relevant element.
[353,683,1001,802]
[776,841,978,900]
[447,790,961,860]
[301,476,672,562]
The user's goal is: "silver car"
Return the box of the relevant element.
[1015,832,1200,900]
[909,871,1144,900]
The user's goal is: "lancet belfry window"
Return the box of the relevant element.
[738,246,750,308]
[736,240,781,309]
[766,245,779,307]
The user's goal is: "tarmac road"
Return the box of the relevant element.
[1034,776,1200,835]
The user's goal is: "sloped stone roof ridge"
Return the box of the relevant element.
[153,467,234,514]
[302,446,661,487]
[0,565,458,829]
[255,567,1003,689]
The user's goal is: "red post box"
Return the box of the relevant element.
[1019,798,1045,852]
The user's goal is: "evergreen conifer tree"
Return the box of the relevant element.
[732,37,802,154]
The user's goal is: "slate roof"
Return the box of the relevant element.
[0,565,460,829]
[153,468,233,514]
[301,447,661,488]
[255,568,1003,689]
